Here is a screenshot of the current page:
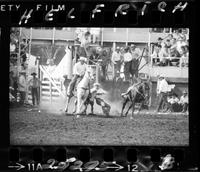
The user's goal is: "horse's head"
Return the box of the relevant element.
[85,67,96,81]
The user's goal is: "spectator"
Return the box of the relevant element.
[167,94,180,112]
[123,47,133,81]
[176,35,187,55]
[165,39,171,51]
[111,47,121,74]
[130,44,141,78]
[158,45,169,66]
[66,57,87,97]
[9,71,14,88]
[156,75,169,112]
[28,72,41,106]
[79,31,91,57]
[151,44,161,65]
[157,37,165,48]
[180,46,189,67]
[167,34,173,41]
[100,49,109,81]
[179,90,188,113]
[169,38,180,57]
[18,70,27,105]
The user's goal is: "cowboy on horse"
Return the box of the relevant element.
[65,56,87,112]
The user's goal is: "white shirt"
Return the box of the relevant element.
[179,95,188,104]
[80,37,91,47]
[158,48,169,60]
[111,51,121,62]
[18,75,26,92]
[131,48,141,59]
[168,97,179,104]
[90,87,107,101]
[176,41,187,54]
[158,79,169,94]
[157,79,161,94]
[73,62,86,76]
[151,50,159,59]
[28,77,41,88]
[124,52,132,62]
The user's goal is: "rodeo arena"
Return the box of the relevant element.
[9,28,189,145]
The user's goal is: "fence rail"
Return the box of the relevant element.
[28,79,63,104]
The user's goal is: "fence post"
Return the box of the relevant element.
[39,67,42,105]
[96,63,100,83]
[149,80,153,108]
[50,81,52,104]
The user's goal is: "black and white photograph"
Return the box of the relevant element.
[9,27,189,145]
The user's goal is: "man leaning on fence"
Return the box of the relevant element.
[67,57,87,97]
[28,72,41,106]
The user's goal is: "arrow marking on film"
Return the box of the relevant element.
[8,163,25,170]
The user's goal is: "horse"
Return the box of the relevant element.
[64,66,95,114]
[74,67,95,115]
[121,80,150,118]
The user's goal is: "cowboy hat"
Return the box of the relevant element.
[159,74,164,78]
[31,72,37,76]
[79,56,87,62]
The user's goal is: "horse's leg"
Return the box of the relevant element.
[82,103,87,115]
[76,89,81,115]
[125,103,133,117]
[72,99,77,114]
[79,90,88,114]
[121,98,128,117]
[131,101,136,119]
[64,95,71,113]
[138,101,144,114]
[90,101,94,114]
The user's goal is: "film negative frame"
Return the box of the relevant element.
[0,0,199,171]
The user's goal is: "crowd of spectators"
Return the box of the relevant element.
[167,90,188,113]
[10,28,29,72]
[97,44,147,82]
[156,74,188,113]
[151,29,189,67]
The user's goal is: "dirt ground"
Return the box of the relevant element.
[10,107,189,146]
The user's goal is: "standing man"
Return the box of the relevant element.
[28,72,41,106]
[179,90,188,113]
[156,75,169,112]
[130,44,141,79]
[111,47,122,75]
[100,49,109,81]
[18,70,27,105]
[67,57,87,97]
[123,46,133,81]
[79,31,91,58]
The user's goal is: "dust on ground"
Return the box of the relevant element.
[10,106,189,146]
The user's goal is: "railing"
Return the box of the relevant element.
[28,80,62,104]
[151,56,188,68]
